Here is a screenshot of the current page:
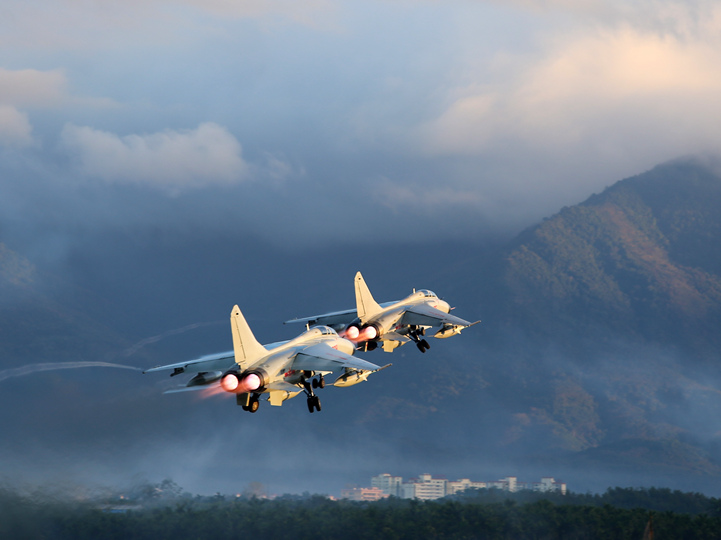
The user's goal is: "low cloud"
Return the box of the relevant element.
[424,22,721,155]
[0,68,67,108]
[60,123,249,191]
[0,106,33,147]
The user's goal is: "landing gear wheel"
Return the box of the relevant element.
[248,399,260,413]
[312,378,319,389]
[318,376,325,389]
[307,395,321,413]
[417,339,430,353]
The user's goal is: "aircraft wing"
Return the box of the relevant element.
[284,308,358,328]
[291,343,380,373]
[399,304,474,328]
[284,301,398,328]
[143,351,235,375]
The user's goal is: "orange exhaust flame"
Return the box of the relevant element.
[200,383,227,399]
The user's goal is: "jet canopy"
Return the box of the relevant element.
[418,289,437,298]
[308,325,338,336]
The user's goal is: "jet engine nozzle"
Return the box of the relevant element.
[220,371,264,393]
[344,325,360,340]
[359,324,379,341]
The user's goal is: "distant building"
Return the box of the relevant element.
[341,487,389,502]
[371,473,403,497]
[487,476,518,493]
[362,474,567,500]
[411,473,448,501]
[446,478,488,496]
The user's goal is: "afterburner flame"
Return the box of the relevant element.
[200,383,228,399]
[242,373,261,392]
[220,372,262,393]
[344,325,360,340]
[360,326,377,340]
[221,373,239,392]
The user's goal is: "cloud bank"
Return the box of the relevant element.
[60,123,248,190]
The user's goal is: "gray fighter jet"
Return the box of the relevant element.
[145,304,389,413]
[285,272,479,353]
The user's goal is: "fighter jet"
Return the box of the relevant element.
[144,304,389,413]
[285,272,479,353]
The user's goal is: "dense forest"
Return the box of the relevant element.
[4,483,721,539]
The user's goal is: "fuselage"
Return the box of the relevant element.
[221,326,355,394]
[347,290,450,341]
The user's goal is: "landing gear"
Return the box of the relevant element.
[303,376,323,413]
[242,393,260,413]
[409,326,430,353]
[306,395,321,413]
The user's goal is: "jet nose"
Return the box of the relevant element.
[439,299,451,313]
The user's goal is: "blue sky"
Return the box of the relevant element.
[2,0,721,251]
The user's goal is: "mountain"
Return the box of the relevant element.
[459,158,721,486]
[497,159,721,354]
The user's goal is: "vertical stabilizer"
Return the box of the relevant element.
[230,305,268,369]
[354,272,382,322]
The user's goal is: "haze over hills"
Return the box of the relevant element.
[2,158,721,496]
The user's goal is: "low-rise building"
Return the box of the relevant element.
[341,487,389,501]
[361,474,567,500]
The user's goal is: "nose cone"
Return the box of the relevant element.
[439,300,451,313]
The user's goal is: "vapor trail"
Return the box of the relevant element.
[122,320,224,357]
[0,362,142,383]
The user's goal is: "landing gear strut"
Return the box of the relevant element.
[241,393,260,413]
[303,377,322,413]
[409,326,430,353]
[306,394,321,413]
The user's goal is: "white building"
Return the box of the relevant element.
[487,476,518,493]
[529,477,567,495]
[446,478,488,496]
[371,473,403,497]
[365,473,567,500]
[410,474,447,501]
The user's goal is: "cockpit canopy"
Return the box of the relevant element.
[309,325,337,336]
[418,289,437,298]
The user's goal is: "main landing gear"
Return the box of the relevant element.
[304,376,324,413]
[409,326,430,353]
[241,393,261,413]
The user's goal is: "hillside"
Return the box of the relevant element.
[458,159,721,484]
[498,160,721,353]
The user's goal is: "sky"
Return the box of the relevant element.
[2,0,721,256]
[3,0,721,498]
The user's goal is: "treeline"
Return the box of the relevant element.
[3,485,721,539]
